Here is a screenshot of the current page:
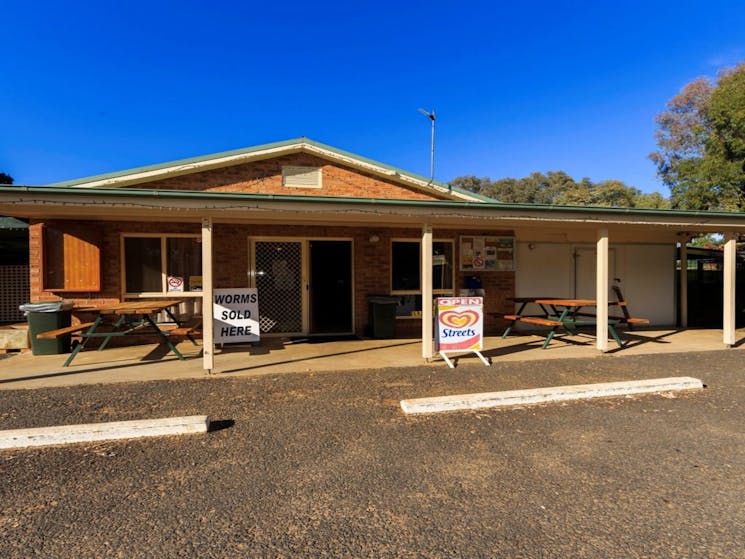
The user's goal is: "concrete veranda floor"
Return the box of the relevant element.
[0,327,742,390]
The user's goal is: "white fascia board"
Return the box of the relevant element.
[72,144,305,188]
[296,144,483,202]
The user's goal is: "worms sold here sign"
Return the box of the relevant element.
[213,288,260,343]
[435,297,484,352]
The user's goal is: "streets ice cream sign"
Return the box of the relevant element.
[436,297,484,352]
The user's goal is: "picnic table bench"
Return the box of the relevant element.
[169,317,203,337]
[35,322,97,340]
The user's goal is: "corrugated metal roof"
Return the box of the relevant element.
[0,216,28,230]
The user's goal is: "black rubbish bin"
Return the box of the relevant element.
[20,301,74,356]
[368,296,399,339]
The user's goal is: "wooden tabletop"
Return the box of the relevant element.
[508,297,558,303]
[534,298,597,307]
[74,300,185,315]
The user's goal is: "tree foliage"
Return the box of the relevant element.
[451,172,668,209]
[0,172,13,185]
[650,62,745,211]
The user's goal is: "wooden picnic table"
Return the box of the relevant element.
[503,297,623,349]
[38,299,194,367]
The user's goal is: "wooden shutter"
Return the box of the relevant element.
[42,224,101,292]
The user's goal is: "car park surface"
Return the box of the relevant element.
[1,350,744,558]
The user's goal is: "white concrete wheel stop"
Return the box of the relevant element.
[0,415,210,450]
[400,377,704,415]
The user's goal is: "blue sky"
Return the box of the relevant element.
[1,1,744,193]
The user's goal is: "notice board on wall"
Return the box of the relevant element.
[459,236,515,272]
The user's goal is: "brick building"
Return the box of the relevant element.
[2,138,744,372]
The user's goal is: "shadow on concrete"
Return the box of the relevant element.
[606,329,684,354]
[219,340,419,375]
[0,354,201,385]
[491,328,686,357]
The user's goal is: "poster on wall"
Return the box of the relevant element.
[460,236,515,271]
[213,288,260,344]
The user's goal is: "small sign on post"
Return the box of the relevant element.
[436,297,489,368]
[213,288,260,344]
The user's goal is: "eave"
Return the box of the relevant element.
[3,186,745,244]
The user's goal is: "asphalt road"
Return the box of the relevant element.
[1,350,744,558]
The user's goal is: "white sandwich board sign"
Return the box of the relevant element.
[435,296,489,368]
[213,288,260,344]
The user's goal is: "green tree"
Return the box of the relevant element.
[705,65,745,206]
[650,62,745,210]
[0,172,13,184]
[592,180,640,207]
[452,171,666,208]
[633,191,670,209]
[688,234,723,248]
[450,175,486,194]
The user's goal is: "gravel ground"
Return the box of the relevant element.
[1,350,744,558]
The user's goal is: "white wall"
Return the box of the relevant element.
[515,243,574,299]
[613,244,676,325]
[515,242,675,326]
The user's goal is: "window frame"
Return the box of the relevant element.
[120,233,203,298]
[390,238,455,296]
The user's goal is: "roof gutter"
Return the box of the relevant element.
[3,185,745,221]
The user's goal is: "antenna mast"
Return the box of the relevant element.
[418,108,436,181]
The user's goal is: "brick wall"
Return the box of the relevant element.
[131,154,442,201]
[29,220,515,337]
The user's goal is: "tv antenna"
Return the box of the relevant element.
[418,108,436,181]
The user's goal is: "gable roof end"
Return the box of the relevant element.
[47,138,489,203]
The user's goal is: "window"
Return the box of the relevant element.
[391,240,454,317]
[391,242,420,291]
[282,166,322,188]
[122,235,202,296]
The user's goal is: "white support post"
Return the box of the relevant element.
[596,228,609,353]
[201,217,215,373]
[422,224,434,360]
[679,242,688,328]
[723,233,737,347]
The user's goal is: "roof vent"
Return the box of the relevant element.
[282,166,322,188]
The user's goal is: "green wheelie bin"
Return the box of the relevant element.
[20,301,74,355]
